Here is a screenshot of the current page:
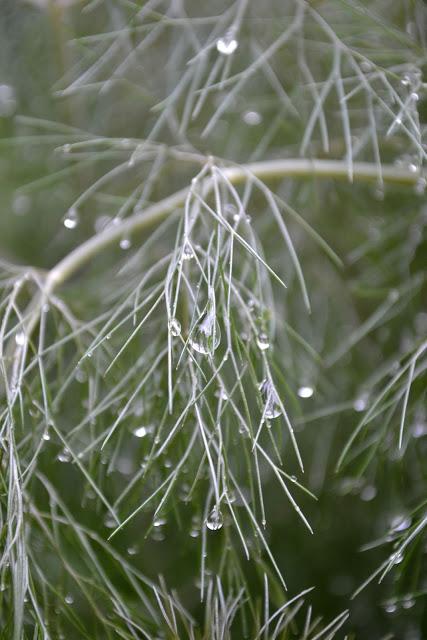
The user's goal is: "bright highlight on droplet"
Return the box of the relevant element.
[63,207,79,229]
[169,318,181,337]
[133,426,150,438]
[243,110,262,126]
[206,506,223,531]
[216,37,238,56]
[297,386,314,399]
[119,237,131,250]
[15,331,26,346]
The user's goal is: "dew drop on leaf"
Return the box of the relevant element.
[206,506,223,531]
[15,331,26,346]
[169,318,181,337]
[120,236,131,250]
[259,378,281,419]
[63,207,79,230]
[256,332,270,351]
[189,307,221,355]
[297,385,314,399]
[216,36,238,56]
[57,448,71,463]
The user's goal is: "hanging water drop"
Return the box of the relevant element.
[258,378,281,420]
[360,485,377,501]
[353,393,368,412]
[75,367,87,383]
[104,514,116,529]
[298,385,314,399]
[57,448,72,463]
[120,236,131,250]
[215,386,228,401]
[391,514,411,532]
[182,243,194,261]
[206,506,223,531]
[256,332,270,351]
[243,110,262,126]
[153,517,166,527]
[402,595,415,609]
[216,35,238,56]
[42,430,50,441]
[189,305,221,355]
[133,425,152,438]
[64,594,74,605]
[15,331,26,346]
[383,600,397,614]
[63,207,79,230]
[169,318,181,337]
[127,545,138,556]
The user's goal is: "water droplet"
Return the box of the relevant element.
[42,430,50,441]
[75,367,87,383]
[411,92,419,102]
[119,237,131,250]
[153,517,166,528]
[63,207,79,230]
[353,393,368,412]
[0,84,16,117]
[215,386,228,401]
[383,599,397,614]
[65,594,74,605]
[391,514,411,532]
[206,506,223,531]
[189,305,221,355]
[402,595,415,609]
[243,110,262,126]
[169,318,181,337]
[360,60,372,72]
[216,36,238,56]
[57,448,72,463]
[360,485,377,501]
[133,425,152,438]
[297,386,314,399]
[127,545,138,555]
[238,423,249,437]
[391,550,404,565]
[256,332,270,351]
[290,475,297,483]
[412,420,427,438]
[259,378,281,419]
[104,514,116,529]
[15,331,26,346]
[181,243,194,261]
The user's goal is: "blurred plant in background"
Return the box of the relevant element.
[0,0,426,638]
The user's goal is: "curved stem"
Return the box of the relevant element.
[46,158,422,292]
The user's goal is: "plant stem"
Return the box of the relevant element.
[46,159,422,292]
